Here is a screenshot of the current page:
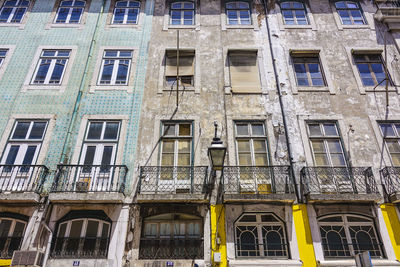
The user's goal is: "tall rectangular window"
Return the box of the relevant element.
[0,0,30,23]
[292,53,326,86]
[307,122,346,166]
[228,51,261,93]
[281,1,308,25]
[98,50,132,85]
[112,0,140,24]
[0,49,7,68]
[354,54,391,87]
[160,122,192,167]
[170,1,194,25]
[165,50,194,87]
[226,1,251,25]
[32,50,71,85]
[54,0,86,24]
[235,122,268,166]
[335,1,365,25]
[379,122,400,166]
[1,120,48,169]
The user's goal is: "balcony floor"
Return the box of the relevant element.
[224,193,296,203]
[136,193,209,203]
[305,193,381,203]
[49,192,125,203]
[389,192,400,203]
[0,192,40,203]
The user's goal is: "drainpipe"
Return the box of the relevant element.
[59,0,107,164]
[41,222,53,267]
[261,0,301,202]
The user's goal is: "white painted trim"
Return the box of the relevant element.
[0,45,16,81]
[275,1,317,31]
[0,0,35,29]
[162,0,200,31]
[45,0,91,29]
[220,0,259,31]
[376,205,397,260]
[105,0,145,29]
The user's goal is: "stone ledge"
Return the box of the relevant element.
[131,260,205,267]
[228,259,302,267]
[47,259,110,267]
[49,192,125,203]
[137,193,208,203]
[319,259,400,266]
[0,192,40,203]
[306,193,381,203]
[224,193,296,203]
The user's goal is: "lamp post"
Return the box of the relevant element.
[208,121,227,171]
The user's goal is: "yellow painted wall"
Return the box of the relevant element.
[210,204,227,267]
[381,204,400,260]
[0,259,11,267]
[293,204,317,267]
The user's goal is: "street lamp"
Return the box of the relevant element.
[208,122,227,171]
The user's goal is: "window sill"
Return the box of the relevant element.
[0,22,25,29]
[363,86,398,93]
[225,25,255,29]
[339,24,371,30]
[106,23,140,29]
[47,23,83,29]
[318,259,399,266]
[283,25,314,30]
[90,85,132,92]
[295,86,333,94]
[229,259,302,266]
[167,25,198,29]
[21,85,66,92]
[163,86,195,92]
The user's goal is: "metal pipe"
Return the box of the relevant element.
[261,0,301,202]
[59,0,107,163]
[176,30,180,107]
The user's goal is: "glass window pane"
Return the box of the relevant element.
[5,145,20,165]
[347,2,358,8]
[0,220,12,237]
[338,10,351,24]
[238,153,251,165]
[29,122,46,139]
[116,61,128,84]
[87,122,103,139]
[162,140,174,153]
[12,122,30,139]
[69,220,83,237]
[179,124,191,136]
[12,7,26,22]
[386,140,400,153]
[253,140,266,152]
[177,154,190,165]
[357,63,375,86]
[164,124,175,136]
[58,223,67,238]
[159,223,170,237]
[320,216,342,222]
[330,154,346,166]
[21,145,37,165]
[83,146,96,166]
[391,153,400,166]
[85,221,99,237]
[178,140,190,153]
[55,7,69,22]
[240,215,257,222]
[100,61,114,83]
[335,2,346,9]
[315,154,329,166]
[101,223,110,238]
[101,146,113,166]
[327,140,343,153]
[49,61,66,83]
[161,154,174,166]
[261,214,279,222]
[127,9,138,23]
[324,124,338,136]
[69,8,83,22]
[0,8,13,22]
[236,124,248,135]
[308,124,322,136]
[254,154,268,165]
[104,122,119,140]
[237,140,250,152]
[311,140,325,153]
[380,123,396,137]
[113,8,125,23]
[251,124,264,135]
[144,223,157,237]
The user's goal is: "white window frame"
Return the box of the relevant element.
[334,1,366,25]
[31,50,70,85]
[0,217,27,255]
[97,50,132,85]
[234,213,289,258]
[378,122,400,167]
[54,0,86,24]
[330,0,374,30]
[0,45,14,81]
[0,0,29,23]
[169,1,195,25]
[225,1,251,25]
[318,214,382,258]
[57,218,111,239]
[0,49,7,68]
[112,0,140,24]
[307,121,347,167]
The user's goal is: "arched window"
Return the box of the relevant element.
[170,1,194,25]
[51,212,111,259]
[112,0,140,24]
[280,1,308,25]
[0,0,30,23]
[235,213,288,258]
[54,0,86,24]
[319,214,382,258]
[226,1,250,25]
[0,214,28,259]
[139,213,203,259]
[335,1,365,25]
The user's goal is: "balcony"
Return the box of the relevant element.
[375,0,400,30]
[50,165,127,203]
[137,166,209,202]
[0,165,48,202]
[50,237,109,259]
[0,237,22,259]
[222,166,296,202]
[139,238,204,259]
[301,167,381,202]
[380,166,400,203]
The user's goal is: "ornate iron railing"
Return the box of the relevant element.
[0,237,23,259]
[0,165,48,193]
[139,238,204,259]
[380,167,400,196]
[138,166,208,194]
[223,166,295,194]
[50,237,109,259]
[301,167,379,195]
[51,165,127,193]
[235,242,289,258]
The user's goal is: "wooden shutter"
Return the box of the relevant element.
[165,50,195,76]
[229,51,261,93]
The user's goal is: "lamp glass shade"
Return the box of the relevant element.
[208,146,226,170]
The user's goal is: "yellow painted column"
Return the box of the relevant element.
[0,259,11,267]
[293,204,317,267]
[210,204,227,267]
[380,204,400,260]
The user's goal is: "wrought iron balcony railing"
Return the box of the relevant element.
[301,167,379,195]
[51,165,127,193]
[223,166,295,194]
[138,166,208,194]
[0,237,23,259]
[50,237,109,259]
[139,238,204,259]
[380,166,400,197]
[0,165,48,193]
